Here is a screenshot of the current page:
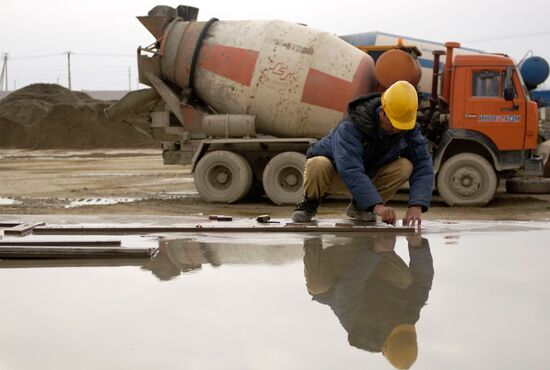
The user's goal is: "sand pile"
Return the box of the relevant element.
[0,84,156,149]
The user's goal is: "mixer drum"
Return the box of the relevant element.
[159,20,376,138]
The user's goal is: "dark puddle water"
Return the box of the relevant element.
[0,222,549,369]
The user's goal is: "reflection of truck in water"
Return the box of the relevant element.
[107,5,549,207]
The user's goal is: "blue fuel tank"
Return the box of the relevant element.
[520,56,549,90]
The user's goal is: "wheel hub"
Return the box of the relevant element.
[451,167,482,196]
[209,165,232,189]
[279,168,302,191]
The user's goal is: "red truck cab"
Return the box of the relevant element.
[430,42,543,206]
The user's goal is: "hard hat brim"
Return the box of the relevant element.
[387,115,416,131]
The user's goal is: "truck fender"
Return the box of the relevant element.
[433,129,500,173]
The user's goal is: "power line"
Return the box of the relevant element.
[73,52,135,58]
[463,30,550,43]
[10,53,65,60]
[9,52,134,60]
[6,51,139,90]
[12,65,137,73]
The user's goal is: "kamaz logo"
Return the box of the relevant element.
[479,115,521,122]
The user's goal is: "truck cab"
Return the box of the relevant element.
[432,45,543,205]
[450,54,539,151]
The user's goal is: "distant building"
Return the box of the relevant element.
[340,31,483,94]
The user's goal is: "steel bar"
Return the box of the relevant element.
[0,246,155,259]
[0,259,149,268]
[0,240,121,247]
[32,225,415,235]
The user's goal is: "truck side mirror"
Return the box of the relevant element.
[504,66,514,101]
[504,86,514,101]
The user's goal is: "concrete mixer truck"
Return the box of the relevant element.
[107,5,547,206]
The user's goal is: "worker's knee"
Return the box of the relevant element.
[305,156,334,174]
[392,158,413,181]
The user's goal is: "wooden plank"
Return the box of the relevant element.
[0,240,121,247]
[4,222,46,237]
[0,246,155,259]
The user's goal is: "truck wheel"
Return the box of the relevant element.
[262,152,306,205]
[194,150,252,203]
[437,153,497,206]
[506,177,550,194]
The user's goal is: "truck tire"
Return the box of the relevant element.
[262,152,306,205]
[506,177,550,194]
[194,150,252,203]
[437,153,497,206]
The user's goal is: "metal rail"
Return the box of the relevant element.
[30,225,416,235]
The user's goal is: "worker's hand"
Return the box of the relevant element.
[403,206,422,228]
[406,235,426,248]
[373,204,396,225]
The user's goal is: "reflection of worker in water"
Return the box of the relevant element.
[143,240,221,281]
[303,235,433,369]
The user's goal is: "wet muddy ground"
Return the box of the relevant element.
[1,149,550,221]
[1,150,550,369]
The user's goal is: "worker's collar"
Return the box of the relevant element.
[375,107,385,139]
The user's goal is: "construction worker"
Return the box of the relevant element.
[303,234,434,369]
[291,80,434,226]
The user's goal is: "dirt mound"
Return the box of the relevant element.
[0,84,157,149]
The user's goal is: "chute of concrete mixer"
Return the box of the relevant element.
[136,5,376,138]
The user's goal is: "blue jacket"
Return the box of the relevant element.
[306,93,434,211]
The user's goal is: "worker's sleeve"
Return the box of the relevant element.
[407,238,434,307]
[403,129,435,211]
[332,121,383,210]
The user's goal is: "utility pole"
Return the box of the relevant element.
[0,53,5,92]
[67,51,72,90]
[4,53,8,92]
[128,66,131,91]
[0,53,7,91]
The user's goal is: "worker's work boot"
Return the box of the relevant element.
[291,196,321,222]
[346,200,377,222]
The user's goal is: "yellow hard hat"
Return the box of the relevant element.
[382,324,418,369]
[381,81,418,130]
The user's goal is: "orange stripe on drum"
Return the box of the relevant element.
[301,56,373,112]
[198,44,259,87]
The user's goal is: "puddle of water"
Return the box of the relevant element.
[157,190,200,199]
[0,149,162,160]
[64,197,141,208]
[0,221,549,369]
[0,197,21,205]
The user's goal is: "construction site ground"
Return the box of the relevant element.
[1,149,549,222]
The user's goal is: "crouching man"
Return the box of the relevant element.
[291,81,434,226]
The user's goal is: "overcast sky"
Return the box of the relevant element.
[1,0,549,91]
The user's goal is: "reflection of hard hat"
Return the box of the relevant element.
[381,81,418,130]
[382,324,418,369]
